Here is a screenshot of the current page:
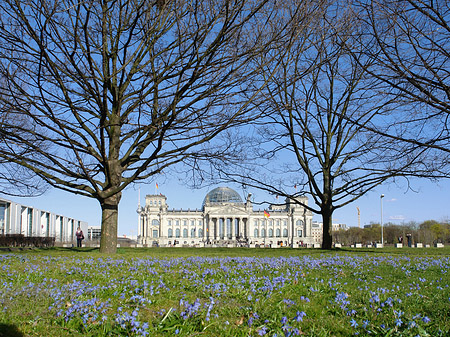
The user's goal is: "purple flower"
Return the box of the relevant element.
[295,311,306,322]
[258,326,267,336]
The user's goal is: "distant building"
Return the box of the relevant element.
[311,221,323,243]
[310,221,348,244]
[0,197,88,243]
[137,187,316,247]
[88,226,101,240]
[332,223,348,231]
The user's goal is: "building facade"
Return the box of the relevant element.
[88,226,102,241]
[137,187,315,247]
[0,197,88,243]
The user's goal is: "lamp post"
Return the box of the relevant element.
[380,194,385,246]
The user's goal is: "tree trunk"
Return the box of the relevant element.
[99,193,122,254]
[321,208,333,249]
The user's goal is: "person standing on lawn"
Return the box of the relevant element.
[76,227,84,247]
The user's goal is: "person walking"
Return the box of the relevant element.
[76,227,84,247]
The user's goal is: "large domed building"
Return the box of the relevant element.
[137,187,316,248]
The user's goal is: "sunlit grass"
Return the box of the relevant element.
[0,247,449,336]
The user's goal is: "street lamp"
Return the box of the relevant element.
[380,194,385,246]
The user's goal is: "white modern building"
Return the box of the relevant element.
[137,187,315,247]
[0,197,88,243]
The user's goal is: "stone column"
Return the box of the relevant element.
[291,215,295,247]
[243,218,247,239]
[145,216,149,243]
[142,216,146,244]
[137,214,142,238]
[159,214,162,241]
[203,216,207,241]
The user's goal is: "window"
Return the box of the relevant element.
[191,228,195,238]
[152,230,158,238]
[168,220,172,226]
[183,220,187,226]
[283,220,287,226]
[261,228,266,237]
[198,228,203,237]
[168,228,173,238]
[268,228,273,237]
[254,220,258,227]
[60,216,63,241]
[183,228,188,238]
[70,219,74,238]
[296,219,304,227]
[150,200,153,206]
[28,208,33,236]
[219,219,224,239]
[276,229,281,237]
[176,220,180,226]
[254,228,259,238]
[283,229,288,237]
[226,219,232,239]
[191,220,195,226]
[0,203,6,235]
[198,220,203,226]
[159,200,161,206]
[297,229,303,237]
[152,219,160,226]
[46,213,50,235]
[175,228,180,238]
[276,220,280,226]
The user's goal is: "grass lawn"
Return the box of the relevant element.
[0,247,449,336]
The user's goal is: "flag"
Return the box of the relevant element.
[264,210,270,218]
[276,195,279,199]
[294,184,297,190]
[156,182,159,189]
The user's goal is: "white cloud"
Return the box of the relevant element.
[389,215,405,220]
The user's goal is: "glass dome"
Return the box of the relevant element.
[202,187,243,207]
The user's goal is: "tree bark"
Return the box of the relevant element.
[99,193,121,254]
[321,206,333,250]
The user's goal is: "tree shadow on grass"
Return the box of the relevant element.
[0,323,24,337]
[40,247,99,253]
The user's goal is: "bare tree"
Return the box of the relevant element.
[355,0,450,168]
[0,0,289,253]
[213,3,427,249]
[0,86,47,196]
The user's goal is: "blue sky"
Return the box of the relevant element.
[4,175,449,236]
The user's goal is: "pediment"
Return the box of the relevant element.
[205,204,247,216]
